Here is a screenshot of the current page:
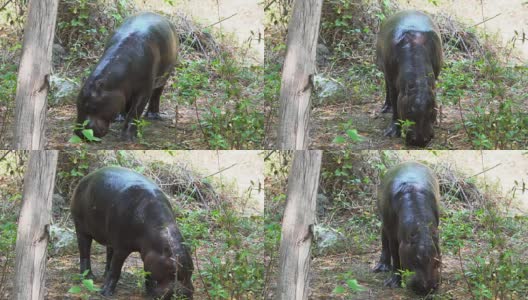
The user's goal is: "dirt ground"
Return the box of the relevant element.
[309,95,473,150]
[310,247,472,299]
[45,86,207,150]
[45,244,209,299]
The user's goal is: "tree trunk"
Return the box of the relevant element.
[12,0,59,150]
[277,150,322,299]
[276,0,323,150]
[14,150,58,300]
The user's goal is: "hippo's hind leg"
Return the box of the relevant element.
[146,85,165,120]
[381,76,393,113]
[373,228,392,272]
[384,237,402,288]
[103,246,113,278]
[75,229,95,280]
[101,250,130,296]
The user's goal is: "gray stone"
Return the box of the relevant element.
[50,75,79,106]
[316,43,331,66]
[49,224,76,254]
[314,225,345,253]
[313,74,345,104]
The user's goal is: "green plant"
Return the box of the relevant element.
[397,119,416,140]
[67,270,101,300]
[399,269,416,289]
[332,272,366,295]
[133,118,151,142]
[333,120,363,145]
[175,54,264,149]
[68,120,102,144]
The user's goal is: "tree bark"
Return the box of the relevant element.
[12,0,59,150]
[14,150,58,300]
[276,0,323,150]
[277,150,322,300]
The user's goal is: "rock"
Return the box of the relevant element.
[314,225,345,254]
[316,43,331,66]
[49,224,76,254]
[316,193,329,216]
[49,75,79,106]
[313,74,345,105]
[52,43,67,67]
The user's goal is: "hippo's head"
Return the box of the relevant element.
[399,222,441,295]
[397,82,437,147]
[143,228,194,299]
[75,78,125,139]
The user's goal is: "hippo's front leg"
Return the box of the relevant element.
[121,94,150,141]
[373,228,392,272]
[101,250,130,296]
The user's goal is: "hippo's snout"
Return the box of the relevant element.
[79,117,109,138]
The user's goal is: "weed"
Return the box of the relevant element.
[332,272,366,295]
[69,120,102,144]
[67,270,100,300]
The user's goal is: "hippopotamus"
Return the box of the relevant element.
[376,10,443,147]
[373,161,441,295]
[70,166,193,299]
[75,12,179,140]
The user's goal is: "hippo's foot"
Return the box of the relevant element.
[121,125,138,142]
[146,112,163,120]
[381,103,392,113]
[114,114,125,122]
[383,123,400,137]
[384,274,402,288]
[100,285,114,297]
[85,271,95,280]
[373,262,391,273]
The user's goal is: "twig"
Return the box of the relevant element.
[203,163,237,179]
[458,247,476,300]
[192,248,213,300]
[0,150,12,162]
[457,98,470,138]
[0,0,14,11]
[464,163,501,180]
[205,13,237,28]
[263,0,278,11]
[466,13,502,29]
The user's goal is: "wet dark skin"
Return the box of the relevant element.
[376,10,443,147]
[70,167,194,299]
[75,12,179,141]
[373,162,441,296]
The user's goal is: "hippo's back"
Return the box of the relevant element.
[379,162,440,212]
[70,166,168,231]
[379,10,439,43]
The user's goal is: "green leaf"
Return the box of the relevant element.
[333,136,346,144]
[82,279,99,292]
[68,286,82,294]
[332,285,346,294]
[346,279,366,291]
[82,129,101,142]
[346,129,363,142]
[68,135,82,144]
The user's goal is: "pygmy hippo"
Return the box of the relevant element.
[376,10,443,147]
[70,166,193,299]
[373,161,441,295]
[75,12,179,141]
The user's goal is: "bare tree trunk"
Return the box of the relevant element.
[277,150,322,299]
[14,150,58,300]
[12,0,59,150]
[276,0,323,150]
